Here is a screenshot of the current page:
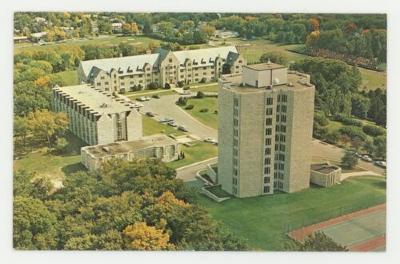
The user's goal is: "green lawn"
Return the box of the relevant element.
[167,141,218,169]
[51,70,79,86]
[195,176,386,251]
[14,35,161,54]
[181,97,218,129]
[359,67,387,91]
[13,133,86,183]
[190,83,219,93]
[142,116,184,136]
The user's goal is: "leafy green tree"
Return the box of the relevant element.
[341,151,358,169]
[260,51,288,66]
[13,196,58,249]
[289,232,347,251]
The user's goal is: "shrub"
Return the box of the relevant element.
[119,88,126,94]
[176,97,188,106]
[164,83,171,89]
[332,114,362,127]
[214,110,218,114]
[137,84,143,90]
[314,112,329,126]
[54,137,68,153]
[185,104,194,110]
[152,94,160,99]
[177,81,185,88]
[199,108,209,113]
[339,126,367,141]
[362,124,385,137]
[341,151,358,169]
[183,85,190,90]
[200,77,207,83]
[147,82,158,90]
[195,91,205,98]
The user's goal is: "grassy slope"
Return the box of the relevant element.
[52,70,79,86]
[182,97,218,129]
[195,176,386,251]
[167,142,218,169]
[142,115,184,137]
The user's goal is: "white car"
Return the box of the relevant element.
[374,160,386,168]
[204,137,218,145]
[361,155,373,162]
[168,121,178,127]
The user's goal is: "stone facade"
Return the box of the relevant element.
[81,134,179,171]
[310,162,342,187]
[78,46,245,92]
[218,63,315,198]
[52,84,142,145]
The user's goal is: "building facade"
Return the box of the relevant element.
[218,62,315,198]
[78,46,246,93]
[52,84,142,145]
[81,134,179,171]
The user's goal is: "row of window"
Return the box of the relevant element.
[276,115,287,123]
[277,104,287,113]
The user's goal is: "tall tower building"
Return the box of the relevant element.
[217,62,315,198]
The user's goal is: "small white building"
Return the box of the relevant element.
[310,162,342,187]
[81,134,179,171]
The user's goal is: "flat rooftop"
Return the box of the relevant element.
[54,84,131,114]
[82,134,177,158]
[220,70,313,94]
[311,163,341,174]
[244,62,285,71]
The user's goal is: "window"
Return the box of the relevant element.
[275,125,280,132]
[233,187,237,195]
[265,128,272,135]
[282,94,288,102]
[180,75,184,78]
[263,186,270,193]
[211,71,214,74]
[264,167,270,175]
[265,138,271,146]
[234,169,238,176]
[265,158,271,165]
[266,97,273,105]
[234,98,239,107]
[233,118,239,126]
[233,178,238,185]
[277,94,281,102]
[233,148,238,156]
[274,172,278,179]
[276,105,280,112]
[275,144,279,151]
[280,125,286,133]
[234,129,238,136]
[233,158,238,166]
[280,144,285,151]
[96,82,101,86]
[266,118,272,126]
[266,108,273,115]
[264,176,270,183]
[265,148,271,155]
[169,58,172,63]
[101,76,105,80]
[203,67,207,70]
[276,115,280,122]
[180,69,184,72]
[280,135,286,142]
[234,139,239,146]
[281,115,287,122]
[147,74,151,77]
[105,82,109,85]
[281,105,287,113]
[279,163,285,170]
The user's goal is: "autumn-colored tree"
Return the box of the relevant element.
[122,23,139,35]
[34,75,50,88]
[199,24,216,38]
[123,222,174,250]
[27,110,69,147]
[309,17,320,31]
[305,30,320,46]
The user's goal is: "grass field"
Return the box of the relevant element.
[182,97,218,129]
[230,38,386,91]
[14,35,161,54]
[167,141,218,169]
[13,133,86,185]
[142,116,184,136]
[195,176,386,251]
[190,83,219,93]
[51,70,79,86]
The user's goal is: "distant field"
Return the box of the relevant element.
[195,176,386,251]
[181,97,218,129]
[167,141,218,169]
[229,38,386,91]
[51,70,79,86]
[14,35,161,54]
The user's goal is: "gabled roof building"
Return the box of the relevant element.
[78,46,246,93]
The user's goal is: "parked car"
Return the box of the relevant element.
[374,160,387,168]
[159,117,174,123]
[177,125,188,132]
[168,121,178,127]
[204,137,218,145]
[353,152,363,158]
[145,112,155,117]
[361,155,373,162]
[136,96,150,102]
[144,96,151,101]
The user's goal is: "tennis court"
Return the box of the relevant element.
[288,204,386,251]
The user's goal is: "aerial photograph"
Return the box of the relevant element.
[12,12,386,251]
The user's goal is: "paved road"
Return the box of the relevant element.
[176,157,218,182]
[140,94,218,139]
[137,94,385,180]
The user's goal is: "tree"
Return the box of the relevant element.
[54,137,69,153]
[351,94,370,119]
[260,51,288,65]
[199,24,216,38]
[14,116,29,148]
[27,110,69,148]
[373,135,386,159]
[289,232,347,251]
[341,151,358,169]
[13,196,58,249]
[123,222,173,250]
